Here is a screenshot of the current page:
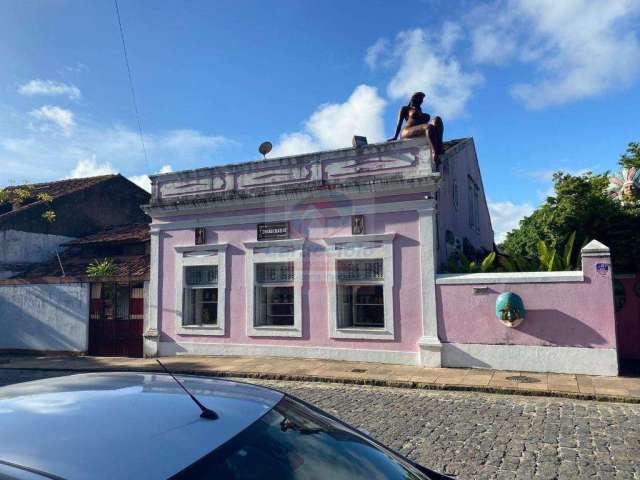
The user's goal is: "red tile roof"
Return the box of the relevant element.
[64,224,149,246]
[17,253,149,280]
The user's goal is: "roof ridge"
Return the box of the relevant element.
[0,174,121,221]
[6,174,118,190]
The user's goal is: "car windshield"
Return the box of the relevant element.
[172,396,431,479]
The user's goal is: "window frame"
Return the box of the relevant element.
[175,243,228,336]
[244,239,304,338]
[325,233,395,340]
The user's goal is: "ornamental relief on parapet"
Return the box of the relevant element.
[323,151,417,179]
[159,175,228,197]
[237,165,312,188]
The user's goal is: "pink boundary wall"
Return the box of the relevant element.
[435,242,618,375]
[437,256,616,348]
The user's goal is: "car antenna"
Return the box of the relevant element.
[156,359,218,420]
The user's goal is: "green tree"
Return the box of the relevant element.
[501,171,640,273]
[619,142,640,169]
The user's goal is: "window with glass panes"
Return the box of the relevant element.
[336,259,384,328]
[183,265,218,326]
[255,262,294,326]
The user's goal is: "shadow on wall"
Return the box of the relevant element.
[0,284,88,352]
[516,309,608,347]
[442,344,491,369]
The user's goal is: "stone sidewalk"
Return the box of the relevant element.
[1,354,639,403]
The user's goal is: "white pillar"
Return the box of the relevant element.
[143,229,160,357]
[418,202,442,367]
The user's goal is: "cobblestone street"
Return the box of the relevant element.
[2,370,640,479]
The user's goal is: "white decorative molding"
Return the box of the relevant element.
[441,343,618,376]
[324,233,396,245]
[158,341,418,366]
[435,271,584,285]
[244,238,305,250]
[418,207,441,367]
[325,234,395,340]
[150,199,436,232]
[143,230,161,357]
[174,243,228,336]
[244,240,304,338]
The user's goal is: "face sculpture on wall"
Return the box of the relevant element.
[388,92,445,166]
[495,292,525,328]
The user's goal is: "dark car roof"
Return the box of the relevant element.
[0,372,283,479]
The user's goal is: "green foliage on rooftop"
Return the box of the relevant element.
[0,182,57,223]
[86,258,119,277]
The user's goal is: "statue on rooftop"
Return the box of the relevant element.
[388,92,445,166]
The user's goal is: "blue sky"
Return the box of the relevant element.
[1,0,639,241]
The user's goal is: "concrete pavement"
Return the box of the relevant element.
[1,354,639,403]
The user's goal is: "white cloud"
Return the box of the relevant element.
[68,158,174,192]
[271,132,319,158]
[271,85,386,157]
[365,39,388,69]
[488,200,535,243]
[18,79,81,100]
[468,0,640,109]
[467,4,518,65]
[384,27,484,119]
[129,164,173,192]
[159,129,227,151]
[29,105,75,135]
[0,108,228,185]
[68,157,117,178]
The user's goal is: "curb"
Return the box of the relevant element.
[1,365,637,404]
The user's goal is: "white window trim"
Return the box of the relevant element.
[175,243,227,336]
[244,239,304,337]
[325,233,395,340]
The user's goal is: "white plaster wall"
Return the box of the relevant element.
[0,230,75,264]
[0,283,89,352]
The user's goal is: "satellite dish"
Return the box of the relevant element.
[259,141,272,159]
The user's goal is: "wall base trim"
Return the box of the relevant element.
[158,341,418,366]
[442,343,618,376]
[418,336,442,367]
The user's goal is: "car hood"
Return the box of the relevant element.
[0,372,282,479]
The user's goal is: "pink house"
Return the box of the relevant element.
[143,137,618,375]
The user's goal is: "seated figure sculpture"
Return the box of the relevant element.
[388,92,445,165]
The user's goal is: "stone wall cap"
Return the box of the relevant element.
[581,239,610,254]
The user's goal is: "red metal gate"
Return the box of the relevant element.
[615,274,640,373]
[88,282,143,357]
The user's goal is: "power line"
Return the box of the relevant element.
[114,0,149,166]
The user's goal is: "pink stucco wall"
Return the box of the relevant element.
[158,197,424,353]
[436,140,494,269]
[436,254,617,349]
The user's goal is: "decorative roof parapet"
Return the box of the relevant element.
[147,137,468,211]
